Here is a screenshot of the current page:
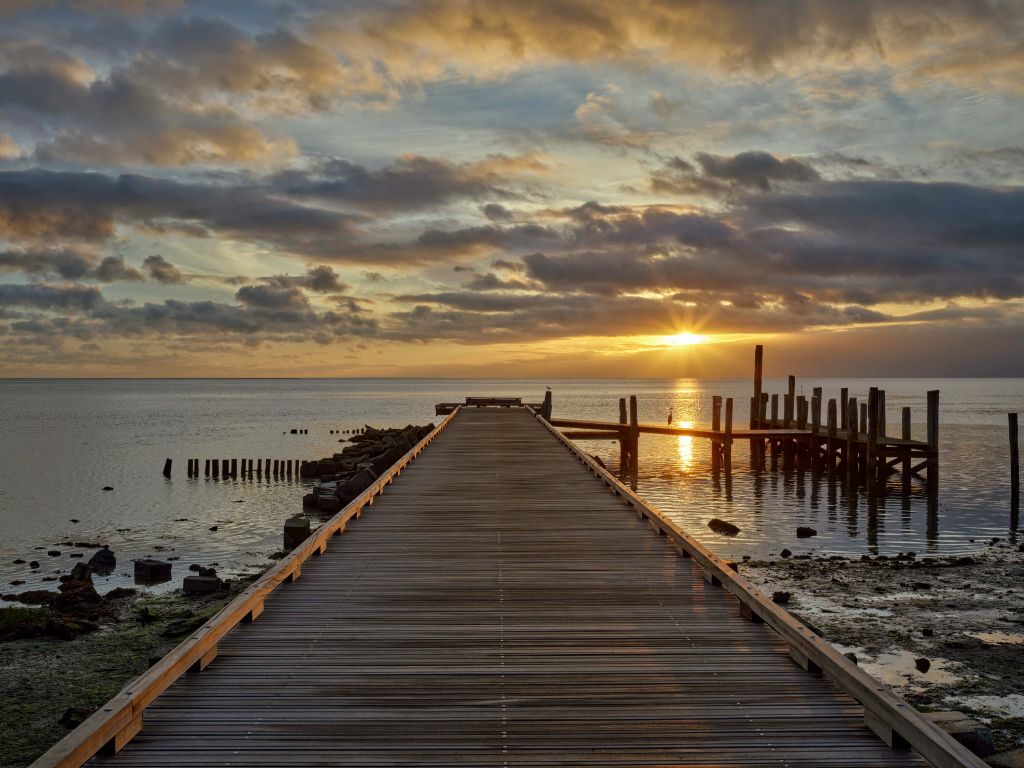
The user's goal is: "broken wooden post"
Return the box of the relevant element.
[712,395,723,472]
[786,375,796,426]
[752,344,763,428]
[927,390,940,490]
[618,397,627,469]
[1010,412,1019,508]
[846,398,858,485]
[867,387,879,486]
[628,395,640,479]
[283,516,311,550]
[724,397,734,469]
[902,407,913,489]
[827,399,837,477]
[542,389,553,420]
[162,458,172,477]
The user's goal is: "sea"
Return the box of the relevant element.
[1,378,1021,597]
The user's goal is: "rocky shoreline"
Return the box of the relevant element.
[743,542,1024,758]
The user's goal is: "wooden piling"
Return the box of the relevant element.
[770,394,779,427]
[724,398,734,468]
[867,387,879,485]
[902,407,912,489]
[752,344,763,428]
[230,459,238,478]
[1010,413,1019,504]
[796,396,808,430]
[273,459,280,477]
[877,390,887,438]
[712,396,723,472]
[858,402,867,436]
[786,375,796,426]
[840,387,849,430]
[542,390,553,421]
[846,399,858,486]
[826,399,837,477]
[212,459,219,478]
[927,390,940,489]
[162,458,172,477]
[204,459,210,477]
[618,397,627,469]
[628,395,639,478]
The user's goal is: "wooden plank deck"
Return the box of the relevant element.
[90,408,926,767]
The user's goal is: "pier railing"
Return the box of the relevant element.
[31,408,461,768]
[529,403,986,768]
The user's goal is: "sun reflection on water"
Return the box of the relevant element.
[675,421,695,471]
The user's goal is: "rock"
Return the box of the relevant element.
[336,468,379,504]
[283,516,311,550]
[69,552,83,558]
[914,657,931,673]
[47,550,61,557]
[9,580,24,586]
[843,652,858,665]
[922,711,995,757]
[59,706,92,728]
[197,567,217,578]
[182,574,223,595]
[209,525,218,531]
[188,563,202,572]
[913,581,932,590]
[1,589,56,605]
[780,549,792,558]
[302,492,317,507]
[707,518,740,536]
[134,559,172,584]
[102,486,113,491]
[772,591,791,605]
[67,562,92,582]
[13,559,25,564]
[922,626,934,637]
[796,526,817,538]
[69,519,79,524]
[317,495,342,514]
[29,561,39,568]
[85,548,115,577]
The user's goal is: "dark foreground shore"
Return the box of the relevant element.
[745,542,1024,756]
[2,543,1022,766]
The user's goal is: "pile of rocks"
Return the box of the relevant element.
[301,424,434,514]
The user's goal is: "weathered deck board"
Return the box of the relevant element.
[92,408,924,767]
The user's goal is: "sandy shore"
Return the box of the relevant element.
[744,541,1024,753]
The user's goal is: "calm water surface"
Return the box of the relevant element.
[1,378,1021,597]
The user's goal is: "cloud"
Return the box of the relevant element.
[0,133,20,159]
[650,151,820,195]
[142,254,185,284]
[275,153,544,212]
[235,284,310,310]
[0,282,104,311]
[90,254,144,282]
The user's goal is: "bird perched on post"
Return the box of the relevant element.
[667,407,673,425]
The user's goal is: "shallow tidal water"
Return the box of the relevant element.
[1,377,1021,597]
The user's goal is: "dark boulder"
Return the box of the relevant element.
[772,591,792,605]
[796,526,817,538]
[708,518,740,536]
[87,545,116,575]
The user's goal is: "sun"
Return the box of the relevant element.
[663,331,708,347]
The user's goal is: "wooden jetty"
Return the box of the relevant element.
[37,405,981,767]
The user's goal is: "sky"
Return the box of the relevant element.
[0,0,1022,377]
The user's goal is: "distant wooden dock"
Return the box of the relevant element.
[37,405,981,767]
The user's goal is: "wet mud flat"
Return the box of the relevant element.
[744,542,1024,753]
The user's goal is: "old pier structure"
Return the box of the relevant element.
[548,345,939,498]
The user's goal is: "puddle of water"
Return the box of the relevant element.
[969,631,1024,645]
[955,694,1024,719]
[835,645,965,691]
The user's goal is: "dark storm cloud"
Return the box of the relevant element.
[276,155,536,212]
[0,247,96,279]
[90,254,144,282]
[0,169,360,254]
[235,284,310,310]
[0,282,104,311]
